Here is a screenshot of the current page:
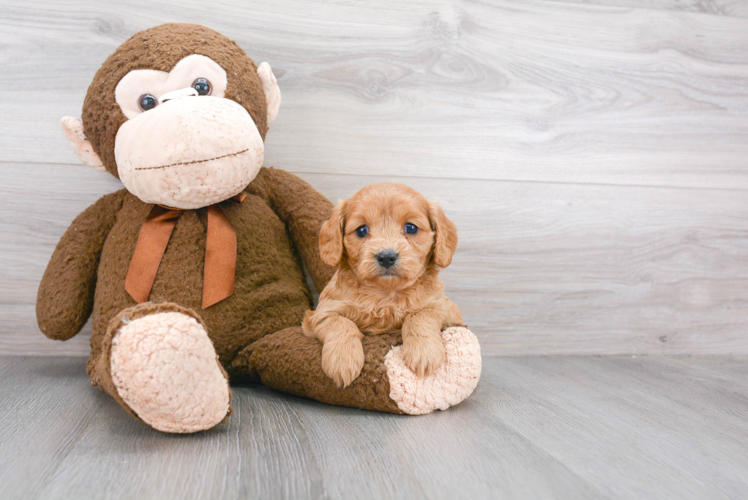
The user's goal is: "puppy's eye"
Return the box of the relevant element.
[192,78,212,96]
[404,223,418,235]
[356,225,369,238]
[138,94,158,111]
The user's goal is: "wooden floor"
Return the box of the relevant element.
[1,355,746,499]
[2,3,746,498]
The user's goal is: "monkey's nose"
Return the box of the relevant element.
[376,250,399,269]
[159,87,199,103]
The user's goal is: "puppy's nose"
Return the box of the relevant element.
[376,250,399,269]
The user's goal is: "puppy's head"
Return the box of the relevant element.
[319,183,458,289]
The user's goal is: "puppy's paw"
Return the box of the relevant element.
[321,336,365,388]
[401,333,446,377]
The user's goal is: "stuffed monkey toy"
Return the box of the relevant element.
[37,23,480,433]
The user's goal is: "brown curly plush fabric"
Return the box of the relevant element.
[37,166,411,416]
[82,23,269,178]
[87,301,233,424]
[231,327,404,413]
[36,191,127,340]
[39,167,334,366]
[37,23,424,427]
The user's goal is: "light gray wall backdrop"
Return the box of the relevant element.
[2,0,747,356]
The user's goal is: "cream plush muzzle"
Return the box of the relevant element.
[115,95,264,209]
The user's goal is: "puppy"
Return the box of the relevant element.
[303,183,463,388]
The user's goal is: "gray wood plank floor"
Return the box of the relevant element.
[1,355,746,499]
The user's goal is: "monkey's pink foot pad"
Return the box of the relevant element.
[110,311,231,433]
[385,326,481,415]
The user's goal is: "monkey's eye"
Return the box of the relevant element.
[356,225,369,238]
[192,78,212,96]
[404,223,418,235]
[138,94,158,112]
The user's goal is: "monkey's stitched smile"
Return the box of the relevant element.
[133,148,250,171]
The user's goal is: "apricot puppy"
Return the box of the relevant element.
[303,183,463,388]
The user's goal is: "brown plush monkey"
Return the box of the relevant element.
[38,24,480,433]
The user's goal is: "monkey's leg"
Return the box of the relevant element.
[229,326,481,415]
[87,302,232,433]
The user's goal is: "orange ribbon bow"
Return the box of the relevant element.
[125,193,247,309]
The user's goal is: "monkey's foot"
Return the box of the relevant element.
[97,303,231,433]
[232,326,480,415]
[385,326,481,415]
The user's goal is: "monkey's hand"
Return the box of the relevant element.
[37,190,126,340]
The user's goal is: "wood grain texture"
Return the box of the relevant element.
[557,0,748,17]
[3,164,748,356]
[1,0,748,188]
[1,0,747,356]
[1,355,747,499]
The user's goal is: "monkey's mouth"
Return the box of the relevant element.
[134,148,250,171]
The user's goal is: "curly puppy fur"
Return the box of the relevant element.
[303,183,462,387]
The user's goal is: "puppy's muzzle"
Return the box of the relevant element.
[376,250,399,269]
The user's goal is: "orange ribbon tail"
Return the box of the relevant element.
[125,193,247,309]
[125,206,182,304]
[202,205,237,309]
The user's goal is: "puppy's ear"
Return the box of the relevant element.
[428,201,458,267]
[319,200,346,267]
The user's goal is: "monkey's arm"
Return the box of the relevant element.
[247,167,335,292]
[37,190,127,340]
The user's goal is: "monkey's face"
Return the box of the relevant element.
[113,55,264,209]
[60,24,282,210]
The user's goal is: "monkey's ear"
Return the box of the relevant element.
[60,117,105,171]
[257,62,281,125]
[319,200,346,267]
[428,201,458,268]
